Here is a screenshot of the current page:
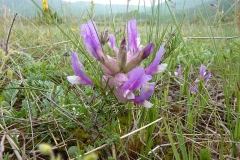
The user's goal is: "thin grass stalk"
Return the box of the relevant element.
[163,118,181,160]
[175,119,188,160]
[235,0,240,34]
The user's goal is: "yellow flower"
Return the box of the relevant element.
[42,0,49,11]
[71,28,76,32]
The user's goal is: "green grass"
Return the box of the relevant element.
[0,1,240,160]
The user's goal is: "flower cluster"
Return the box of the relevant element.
[67,19,167,108]
[175,64,211,93]
[190,65,211,93]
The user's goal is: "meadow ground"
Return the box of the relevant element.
[0,5,240,160]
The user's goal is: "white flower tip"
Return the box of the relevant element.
[127,92,135,100]
[151,63,168,74]
[159,63,168,71]
[141,100,153,108]
[124,90,135,99]
[67,76,79,84]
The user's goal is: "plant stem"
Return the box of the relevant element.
[5,13,18,55]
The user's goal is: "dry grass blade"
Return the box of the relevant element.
[0,134,6,160]
[6,134,22,160]
[184,36,240,40]
[82,117,163,156]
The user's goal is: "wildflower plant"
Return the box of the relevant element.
[175,64,211,94]
[36,0,62,23]
[190,65,211,94]
[67,19,167,108]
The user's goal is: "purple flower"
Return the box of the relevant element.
[190,84,198,93]
[190,65,211,93]
[123,42,154,73]
[113,68,152,105]
[81,20,105,61]
[102,73,128,89]
[199,65,206,77]
[204,73,211,82]
[67,51,93,86]
[108,34,116,50]
[174,65,182,78]
[121,68,152,93]
[145,44,167,75]
[140,42,155,59]
[68,19,168,108]
[134,82,155,108]
[108,19,155,74]
[127,19,138,53]
[194,65,211,83]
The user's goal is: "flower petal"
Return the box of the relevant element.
[67,76,92,85]
[145,44,165,75]
[134,82,155,103]
[114,88,133,102]
[101,55,120,75]
[140,42,154,60]
[83,35,104,60]
[204,73,211,82]
[81,20,100,45]
[123,89,135,99]
[108,34,116,50]
[103,73,128,89]
[72,51,84,73]
[127,19,138,53]
[67,76,80,84]
[175,65,182,77]
[190,84,198,93]
[199,65,206,78]
[70,52,93,85]
[148,63,168,75]
[137,100,153,108]
[81,21,105,60]
[121,68,152,91]
[113,73,128,87]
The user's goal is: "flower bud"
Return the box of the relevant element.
[100,29,109,45]
[42,0,49,11]
[117,38,127,69]
[7,69,13,80]
[101,55,120,75]
[83,153,98,160]
[138,42,154,60]
[38,143,52,155]
[123,56,141,73]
